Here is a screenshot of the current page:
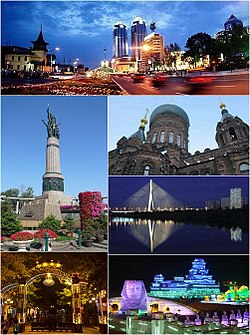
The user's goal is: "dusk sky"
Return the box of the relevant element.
[109,255,249,297]
[2,1,249,69]
[109,176,249,208]
[1,96,108,197]
[109,95,249,154]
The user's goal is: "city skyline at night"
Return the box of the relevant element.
[2,1,248,69]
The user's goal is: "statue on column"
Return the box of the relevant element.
[42,105,60,139]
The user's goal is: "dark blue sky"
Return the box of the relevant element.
[109,255,249,296]
[2,1,249,69]
[109,176,249,208]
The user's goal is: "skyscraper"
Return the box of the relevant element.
[141,32,164,72]
[131,17,146,66]
[230,188,243,209]
[113,21,128,58]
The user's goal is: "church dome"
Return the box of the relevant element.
[150,104,190,127]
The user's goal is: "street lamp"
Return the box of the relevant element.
[49,47,60,73]
[73,58,79,73]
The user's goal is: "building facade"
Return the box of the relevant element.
[2,28,49,72]
[131,17,147,67]
[141,32,164,72]
[4,46,34,71]
[109,103,249,175]
[113,21,129,58]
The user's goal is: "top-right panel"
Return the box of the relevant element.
[1,1,249,96]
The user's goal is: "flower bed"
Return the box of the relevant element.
[34,229,57,239]
[10,231,34,241]
[1,78,125,95]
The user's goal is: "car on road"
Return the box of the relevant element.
[131,73,145,83]
[151,73,167,87]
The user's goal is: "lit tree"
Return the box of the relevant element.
[185,32,212,66]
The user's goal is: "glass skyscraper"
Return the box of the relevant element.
[113,21,128,58]
[131,16,146,64]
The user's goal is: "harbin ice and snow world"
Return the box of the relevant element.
[109,258,249,334]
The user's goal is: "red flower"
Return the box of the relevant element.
[10,232,34,241]
[34,229,57,239]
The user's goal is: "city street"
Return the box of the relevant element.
[1,71,248,95]
[111,71,249,95]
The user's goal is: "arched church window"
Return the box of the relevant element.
[160,131,165,143]
[183,139,187,149]
[177,134,181,147]
[169,132,174,144]
[239,163,249,175]
[229,127,237,140]
[143,165,151,175]
[152,132,157,144]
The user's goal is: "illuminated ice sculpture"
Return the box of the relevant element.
[150,258,220,299]
[120,280,148,311]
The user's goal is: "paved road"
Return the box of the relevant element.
[111,72,249,95]
[9,323,101,334]
[1,240,107,253]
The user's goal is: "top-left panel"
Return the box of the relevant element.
[1,1,249,96]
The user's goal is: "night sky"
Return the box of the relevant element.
[109,176,249,208]
[2,1,249,69]
[109,255,249,297]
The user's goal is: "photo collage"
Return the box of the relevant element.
[1,1,249,334]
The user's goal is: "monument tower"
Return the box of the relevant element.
[42,105,64,196]
[18,106,72,226]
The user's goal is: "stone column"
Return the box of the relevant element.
[42,136,64,195]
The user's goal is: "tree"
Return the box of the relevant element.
[1,254,34,288]
[1,186,35,211]
[39,214,62,233]
[185,32,212,66]
[1,202,23,236]
[168,43,181,52]
[1,188,20,197]
[164,44,181,69]
[21,187,34,198]
[63,216,76,234]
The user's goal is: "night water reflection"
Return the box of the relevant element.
[109,217,248,254]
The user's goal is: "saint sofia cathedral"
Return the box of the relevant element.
[109,103,249,175]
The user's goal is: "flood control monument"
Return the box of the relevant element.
[18,106,73,227]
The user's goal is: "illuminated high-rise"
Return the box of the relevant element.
[230,188,242,209]
[141,32,164,71]
[131,17,147,66]
[113,21,128,58]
